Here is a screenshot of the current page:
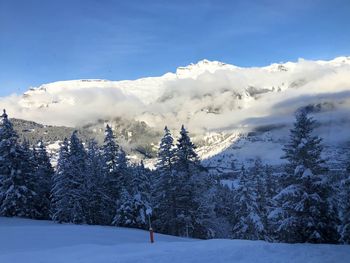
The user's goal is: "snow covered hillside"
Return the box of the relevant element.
[1,217,349,263]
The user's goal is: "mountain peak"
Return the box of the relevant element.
[176,59,238,79]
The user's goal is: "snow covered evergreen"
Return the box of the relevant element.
[0,110,37,218]
[102,125,122,223]
[231,165,265,240]
[153,126,177,235]
[340,166,350,243]
[0,110,347,243]
[32,140,53,219]
[114,161,152,229]
[85,139,110,225]
[271,110,339,243]
[51,132,88,224]
[170,125,215,238]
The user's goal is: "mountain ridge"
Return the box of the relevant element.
[2,56,350,170]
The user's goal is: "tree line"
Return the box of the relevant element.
[0,109,349,244]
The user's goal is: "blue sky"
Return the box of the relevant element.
[0,0,349,96]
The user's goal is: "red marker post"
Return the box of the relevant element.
[146,208,154,243]
[149,226,154,243]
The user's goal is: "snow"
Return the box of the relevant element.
[220,179,240,190]
[1,56,350,170]
[1,217,349,263]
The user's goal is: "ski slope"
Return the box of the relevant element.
[1,217,349,263]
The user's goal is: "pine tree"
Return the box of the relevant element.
[117,147,132,191]
[131,161,152,228]
[51,138,70,222]
[20,139,40,218]
[172,125,214,238]
[213,183,235,238]
[340,167,350,243]
[102,125,121,223]
[32,140,53,219]
[85,139,110,225]
[264,164,276,239]
[154,126,177,234]
[191,171,217,239]
[113,189,135,227]
[250,158,269,240]
[232,165,265,240]
[114,161,152,229]
[271,110,339,243]
[0,110,37,218]
[67,131,88,223]
[51,132,88,224]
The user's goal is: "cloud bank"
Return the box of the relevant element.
[1,57,350,137]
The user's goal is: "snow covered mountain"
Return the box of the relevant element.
[2,57,350,169]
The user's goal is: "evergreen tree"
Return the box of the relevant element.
[51,132,88,224]
[264,164,277,239]
[131,161,152,228]
[0,110,37,218]
[250,158,269,240]
[67,131,88,223]
[172,125,214,238]
[85,139,110,225]
[271,110,339,243]
[191,171,217,239]
[33,140,53,219]
[20,139,40,218]
[153,126,177,234]
[51,138,70,222]
[102,125,121,223]
[340,168,350,243]
[213,183,235,238]
[232,165,265,240]
[114,161,152,229]
[117,147,132,191]
[113,189,135,227]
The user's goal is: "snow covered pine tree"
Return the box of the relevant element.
[231,165,265,240]
[153,126,177,235]
[0,110,38,218]
[102,125,122,223]
[51,131,88,224]
[340,160,350,243]
[271,110,339,243]
[172,125,215,238]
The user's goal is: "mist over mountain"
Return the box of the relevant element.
[2,57,350,168]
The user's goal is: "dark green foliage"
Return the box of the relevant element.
[272,110,339,243]
[51,132,88,224]
[32,140,54,219]
[0,111,37,218]
[153,126,177,234]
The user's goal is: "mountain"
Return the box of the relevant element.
[2,57,350,171]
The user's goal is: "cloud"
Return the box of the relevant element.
[1,57,350,138]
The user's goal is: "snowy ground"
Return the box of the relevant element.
[1,217,349,263]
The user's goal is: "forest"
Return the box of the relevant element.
[0,109,349,244]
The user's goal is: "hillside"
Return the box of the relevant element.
[1,217,349,263]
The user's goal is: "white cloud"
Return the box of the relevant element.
[1,57,350,137]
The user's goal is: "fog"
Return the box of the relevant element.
[1,57,350,136]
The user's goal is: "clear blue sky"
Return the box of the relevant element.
[0,0,349,96]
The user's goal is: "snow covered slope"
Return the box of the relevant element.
[1,217,349,263]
